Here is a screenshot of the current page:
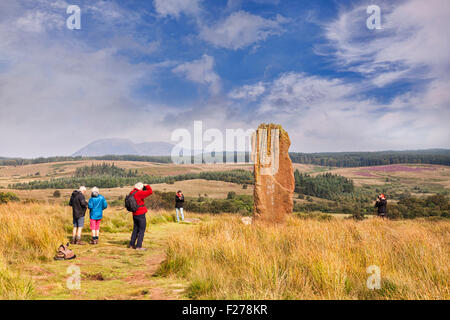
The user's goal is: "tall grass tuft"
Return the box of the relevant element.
[0,203,68,299]
[158,215,450,299]
[0,203,67,263]
[0,257,34,299]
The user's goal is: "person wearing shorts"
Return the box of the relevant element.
[88,187,108,245]
[69,186,88,245]
[73,216,85,228]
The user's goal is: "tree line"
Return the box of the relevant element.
[289,149,450,167]
[0,155,172,166]
[74,163,139,178]
[1,149,449,167]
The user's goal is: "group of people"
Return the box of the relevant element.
[69,184,387,248]
[69,186,107,245]
[68,183,185,250]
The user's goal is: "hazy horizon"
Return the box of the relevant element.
[1,135,449,160]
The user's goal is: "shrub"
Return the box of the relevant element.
[227,191,236,200]
[0,192,20,204]
[388,194,450,219]
[53,190,61,198]
[294,170,354,200]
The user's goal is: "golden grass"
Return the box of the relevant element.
[158,216,450,300]
[0,203,67,299]
[0,257,34,299]
[0,202,179,299]
[0,203,67,263]
[1,201,449,300]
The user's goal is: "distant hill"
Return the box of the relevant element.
[72,138,174,157]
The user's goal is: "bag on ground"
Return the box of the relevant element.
[54,243,76,260]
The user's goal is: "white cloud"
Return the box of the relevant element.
[229,82,266,101]
[240,0,447,152]
[228,70,450,152]
[0,1,172,158]
[200,11,288,50]
[15,9,64,33]
[172,54,221,95]
[323,0,450,86]
[153,0,201,18]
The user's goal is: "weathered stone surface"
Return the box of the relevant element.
[252,124,295,223]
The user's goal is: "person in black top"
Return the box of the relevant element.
[69,186,88,244]
[374,194,387,218]
[175,190,185,222]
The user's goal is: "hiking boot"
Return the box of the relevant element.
[127,244,136,249]
[89,238,96,245]
[75,237,86,245]
[70,237,76,245]
[135,247,147,251]
[95,239,99,245]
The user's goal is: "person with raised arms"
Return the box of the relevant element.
[126,182,153,250]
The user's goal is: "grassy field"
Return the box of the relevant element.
[0,161,449,299]
[0,202,448,300]
[159,215,449,299]
[0,202,196,299]
[0,161,253,188]
[2,162,449,206]
[2,161,449,194]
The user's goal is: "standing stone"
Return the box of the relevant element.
[252,124,295,223]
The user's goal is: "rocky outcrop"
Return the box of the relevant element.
[252,124,295,223]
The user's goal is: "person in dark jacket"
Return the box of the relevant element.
[128,182,153,250]
[374,193,388,218]
[69,186,88,245]
[175,190,184,222]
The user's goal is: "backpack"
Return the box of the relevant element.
[125,190,143,213]
[54,243,76,261]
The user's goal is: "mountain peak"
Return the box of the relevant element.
[72,138,174,157]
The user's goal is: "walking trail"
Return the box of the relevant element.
[27,222,190,300]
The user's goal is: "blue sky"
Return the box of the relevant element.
[0,0,449,157]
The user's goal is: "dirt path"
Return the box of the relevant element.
[29,223,189,300]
